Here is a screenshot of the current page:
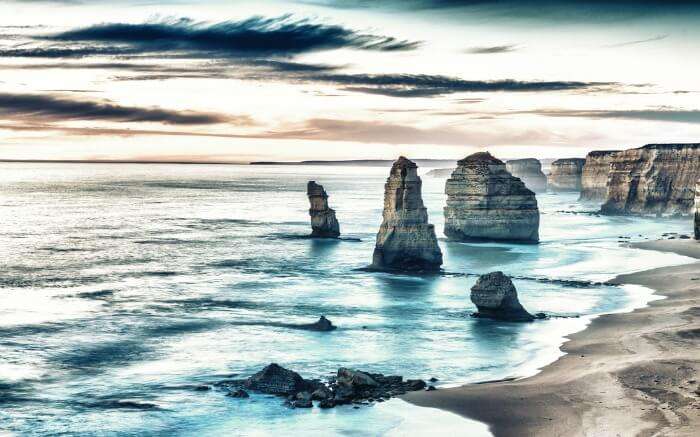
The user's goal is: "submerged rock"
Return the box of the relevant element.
[470,271,534,322]
[307,181,340,238]
[370,156,443,271]
[227,389,250,398]
[244,363,310,395]
[601,144,700,216]
[580,150,619,203]
[300,315,336,332]
[505,158,547,193]
[547,158,586,192]
[444,152,539,243]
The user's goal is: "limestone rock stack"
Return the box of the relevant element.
[579,150,618,203]
[505,158,547,193]
[547,158,586,192]
[444,152,539,243]
[370,157,443,271]
[307,181,340,238]
[470,271,534,322]
[600,144,700,216]
[695,180,700,240]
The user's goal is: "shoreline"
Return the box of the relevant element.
[403,239,700,437]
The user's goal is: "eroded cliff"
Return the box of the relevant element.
[580,150,618,203]
[547,158,586,192]
[505,158,547,193]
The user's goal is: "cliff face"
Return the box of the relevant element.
[307,181,340,238]
[505,158,547,193]
[547,158,586,192]
[370,157,443,271]
[600,144,700,216]
[695,180,699,240]
[444,152,539,243]
[580,150,619,203]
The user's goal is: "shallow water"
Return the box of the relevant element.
[0,163,694,435]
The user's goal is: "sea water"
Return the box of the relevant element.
[0,163,694,436]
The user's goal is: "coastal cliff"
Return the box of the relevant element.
[695,180,700,240]
[505,158,547,193]
[600,144,700,216]
[547,158,585,192]
[307,181,340,238]
[444,152,539,243]
[370,157,443,271]
[580,150,618,203]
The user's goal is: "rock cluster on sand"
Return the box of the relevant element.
[505,158,547,193]
[547,158,586,192]
[444,152,539,243]
[470,271,534,322]
[307,181,340,238]
[601,144,700,216]
[219,363,429,409]
[580,150,619,203]
[370,157,443,271]
[695,180,700,240]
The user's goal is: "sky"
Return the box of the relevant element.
[1,0,699,162]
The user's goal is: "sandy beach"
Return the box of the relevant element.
[404,239,700,437]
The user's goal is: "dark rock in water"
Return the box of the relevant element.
[547,158,585,192]
[244,363,310,395]
[307,181,340,238]
[194,384,211,391]
[444,152,539,243]
[470,271,535,322]
[300,315,336,332]
[227,389,249,398]
[311,385,333,401]
[429,377,438,383]
[407,379,426,390]
[318,398,336,408]
[427,385,437,391]
[370,156,443,272]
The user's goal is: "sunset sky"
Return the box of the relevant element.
[1,0,699,162]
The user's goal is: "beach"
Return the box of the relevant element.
[404,239,700,436]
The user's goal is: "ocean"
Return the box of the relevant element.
[0,162,694,436]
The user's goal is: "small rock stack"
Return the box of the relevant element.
[505,158,547,193]
[370,156,443,271]
[470,271,534,322]
[307,181,340,238]
[444,152,540,243]
[547,158,586,192]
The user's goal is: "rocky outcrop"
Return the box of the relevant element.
[425,168,453,178]
[218,363,429,409]
[244,363,312,395]
[470,271,534,322]
[695,180,700,240]
[580,150,618,203]
[444,152,539,243]
[370,156,443,271]
[301,315,336,332]
[307,181,340,238]
[505,158,547,193]
[601,144,700,216]
[547,158,585,192]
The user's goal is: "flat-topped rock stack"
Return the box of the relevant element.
[444,152,540,243]
[580,150,619,203]
[547,158,586,192]
[370,156,443,271]
[601,144,700,216]
[470,271,534,322]
[307,181,340,238]
[505,158,547,193]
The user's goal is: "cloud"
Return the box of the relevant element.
[464,45,517,54]
[0,92,250,125]
[522,108,700,124]
[39,15,419,58]
[604,34,669,48]
[305,73,617,97]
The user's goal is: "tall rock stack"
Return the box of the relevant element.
[547,158,586,192]
[444,152,540,243]
[307,181,340,238]
[579,150,619,203]
[600,144,700,216]
[695,180,700,240]
[505,158,547,193]
[370,157,443,271]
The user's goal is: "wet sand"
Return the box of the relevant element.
[404,239,700,437]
